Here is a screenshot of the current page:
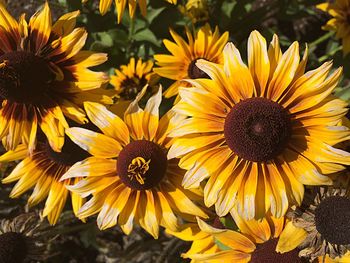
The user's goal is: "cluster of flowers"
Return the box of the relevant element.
[0,0,350,262]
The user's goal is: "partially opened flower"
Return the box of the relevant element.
[179,0,209,24]
[0,128,93,224]
[109,57,159,116]
[0,3,110,153]
[187,212,307,262]
[317,0,350,55]
[168,30,350,220]
[61,87,207,238]
[0,213,50,263]
[285,187,350,260]
[154,24,228,98]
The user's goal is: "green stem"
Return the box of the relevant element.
[308,31,334,48]
[127,17,135,57]
[318,45,342,62]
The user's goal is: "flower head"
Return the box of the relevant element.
[0,127,92,224]
[179,0,209,24]
[0,3,110,153]
[286,187,350,260]
[168,31,350,220]
[61,87,207,238]
[154,24,228,98]
[317,0,350,55]
[109,57,159,116]
[0,213,51,263]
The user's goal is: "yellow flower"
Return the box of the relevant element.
[0,131,92,224]
[154,24,228,98]
[186,212,307,262]
[317,0,350,55]
[179,0,209,24]
[0,3,110,153]
[168,30,350,221]
[109,57,159,116]
[60,87,208,238]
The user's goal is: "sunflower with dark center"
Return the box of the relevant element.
[109,57,159,116]
[154,24,228,99]
[0,3,111,153]
[185,211,308,263]
[0,126,94,224]
[283,187,350,261]
[168,30,350,221]
[0,213,50,263]
[61,87,208,239]
[317,0,350,55]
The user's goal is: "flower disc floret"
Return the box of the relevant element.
[224,97,291,162]
[117,140,168,190]
[0,51,52,104]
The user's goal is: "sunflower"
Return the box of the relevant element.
[317,0,350,55]
[284,187,350,260]
[186,212,307,262]
[153,24,228,98]
[0,212,50,263]
[60,86,208,239]
[166,221,220,262]
[0,129,92,225]
[109,57,159,116]
[168,30,350,221]
[0,3,110,153]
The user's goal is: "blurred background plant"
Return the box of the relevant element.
[1,0,350,262]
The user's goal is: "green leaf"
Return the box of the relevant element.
[133,28,160,46]
[147,7,166,24]
[219,216,238,230]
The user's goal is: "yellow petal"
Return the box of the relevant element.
[276,221,307,253]
[66,127,122,158]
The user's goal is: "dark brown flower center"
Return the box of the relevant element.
[224,97,291,162]
[187,58,210,79]
[120,77,148,100]
[117,140,168,190]
[0,232,27,263]
[0,51,53,104]
[250,238,304,263]
[315,195,350,245]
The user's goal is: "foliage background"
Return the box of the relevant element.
[2,0,350,262]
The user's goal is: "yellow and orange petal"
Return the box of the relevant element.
[60,86,207,238]
[166,223,220,263]
[0,3,110,152]
[0,138,88,225]
[154,24,228,98]
[186,212,307,263]
[168,31,350,221]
